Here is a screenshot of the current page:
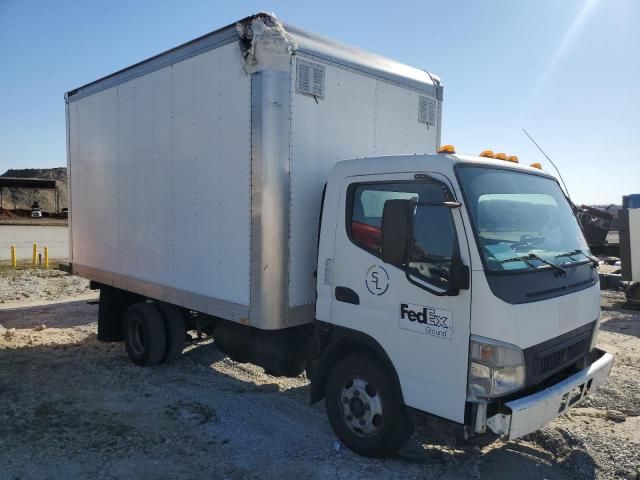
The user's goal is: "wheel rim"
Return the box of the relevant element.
[128,316,145,355]
[339,377,383,437]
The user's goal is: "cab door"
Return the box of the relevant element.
[330,172,472,422]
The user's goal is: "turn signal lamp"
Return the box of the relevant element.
[468,338,526,398]
[494,152,507,160]
[479,150,494,158]
[530,162,542,169]
[437,144,456,154]
[506,155,519,163]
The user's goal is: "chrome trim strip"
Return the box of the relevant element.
[435,98,443,150]
[74,264,250,322]
[250,69,293,329]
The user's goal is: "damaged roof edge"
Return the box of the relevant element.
[67,12,441,103]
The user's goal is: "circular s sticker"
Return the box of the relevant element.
[365,265,390,296]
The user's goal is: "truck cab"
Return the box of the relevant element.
[313,150,613,454]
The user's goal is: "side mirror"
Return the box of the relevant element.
[381,199,412,267]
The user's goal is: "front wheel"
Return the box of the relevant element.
[325,352,413,457]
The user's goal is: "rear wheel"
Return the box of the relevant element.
[123,303,166,366]
[325,352,413,457]
[155,303,186,363]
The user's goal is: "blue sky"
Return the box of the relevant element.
[0,0,638,204]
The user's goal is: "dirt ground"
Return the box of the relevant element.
[0,270,638,479]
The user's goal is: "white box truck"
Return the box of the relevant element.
[66,13,614,456]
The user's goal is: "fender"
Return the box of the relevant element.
[309,322,404,405]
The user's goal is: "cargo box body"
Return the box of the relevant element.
[66,14,442,330]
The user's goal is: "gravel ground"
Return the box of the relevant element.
[0,265,90,303]
[0,271,638,479]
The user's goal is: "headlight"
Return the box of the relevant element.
[468,337,525,399]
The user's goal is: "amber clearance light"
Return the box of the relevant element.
[437,144,456,154]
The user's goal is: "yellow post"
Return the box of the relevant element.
[10,245,16,269]
[32,242,37,266]
[44,246,49,269]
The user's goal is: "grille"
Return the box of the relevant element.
[524,321,595,386]
[535,336,591,376]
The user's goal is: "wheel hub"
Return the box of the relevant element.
[349,397,365,418]
[340,378,383,437]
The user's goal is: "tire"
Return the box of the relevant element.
[154,303,186,363]
[123,303,167,366]
[325,352,414,457]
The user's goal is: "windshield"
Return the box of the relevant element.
[457,166,590,272]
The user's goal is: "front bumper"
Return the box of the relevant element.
[486,348,614,440]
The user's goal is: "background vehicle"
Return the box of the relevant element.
[66,13,612,456]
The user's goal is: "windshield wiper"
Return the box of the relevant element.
[555,249,599,268]
[499,253,567,277]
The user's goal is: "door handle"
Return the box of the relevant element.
[335,286,360,305]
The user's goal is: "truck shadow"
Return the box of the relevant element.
[0,297,98,330]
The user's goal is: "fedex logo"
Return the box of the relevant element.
[399,302,453,340]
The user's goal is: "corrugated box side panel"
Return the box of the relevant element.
[69,43,252,306]
[288,55,440,309]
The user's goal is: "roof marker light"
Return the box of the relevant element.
[494,152,507,160]
[437,144,456,154]
[479,150,495,158]
[530,162,542,169]
[506,155,519,163]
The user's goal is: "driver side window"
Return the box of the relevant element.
[349,185,417,254]
[347,180,457,290]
